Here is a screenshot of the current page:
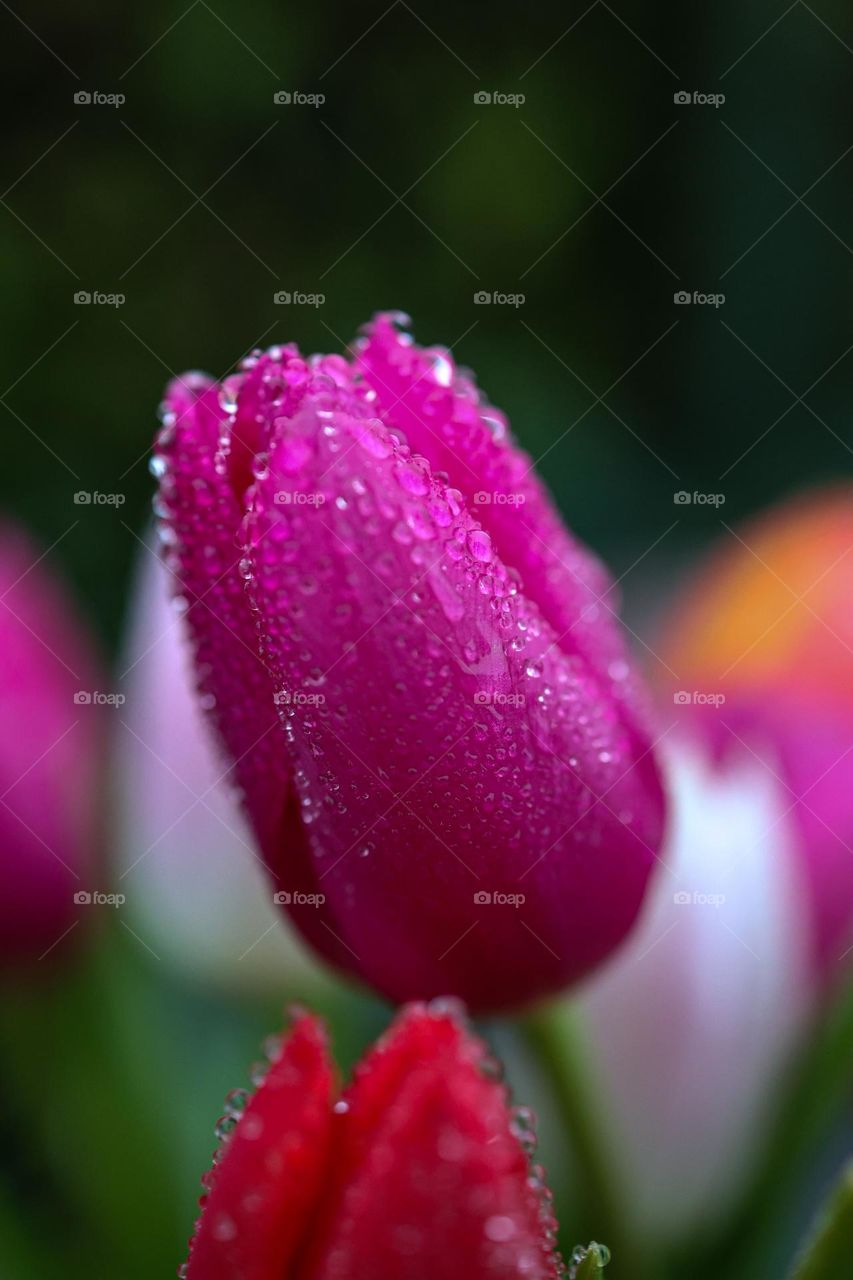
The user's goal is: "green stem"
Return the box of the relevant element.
[788,1162,853,1280]
[522,1000,651,1280]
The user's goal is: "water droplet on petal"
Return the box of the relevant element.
[485,1215,516,1242]
[468,530,493,562]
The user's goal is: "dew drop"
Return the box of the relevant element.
[215,1115,237,1140]
[468,529,493,562]
[484,1215,516,1243]
[224,1088,250,1118]
[213,1213,237,1243]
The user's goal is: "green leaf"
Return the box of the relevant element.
[788,1162,853,1280]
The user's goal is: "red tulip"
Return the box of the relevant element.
[153,313,665,1010]
[182,1002,564,1280]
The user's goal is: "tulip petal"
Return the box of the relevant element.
[356,314,648,722]
[185,1011,335,1280]
[239,357,663,1008]
[154,371,344,964]
[300,1003,563,1280]
[155,372,292,856]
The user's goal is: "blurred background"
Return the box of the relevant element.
[0,2,851,1277]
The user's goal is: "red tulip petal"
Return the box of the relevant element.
[185,1011,335,1280]
[298,1003,563,1280]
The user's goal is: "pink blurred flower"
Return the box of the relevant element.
[0,524,101,964]
[659,486,853,978]
[578,487,853,1238]
[152,313,666,1011]
[580,738,810,1239]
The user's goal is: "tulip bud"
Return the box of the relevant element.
[183,1001,566,1279]
[0,524,101,965]
[152,314,665,1011]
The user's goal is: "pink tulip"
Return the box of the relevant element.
[579,737,811,1239]
[0,524,101,964]
[578,488,853,1238]
[659,487,853,978]
[152,313,665,1011]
